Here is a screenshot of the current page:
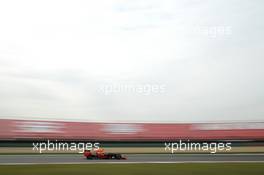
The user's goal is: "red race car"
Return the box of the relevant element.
[84,149,126,160]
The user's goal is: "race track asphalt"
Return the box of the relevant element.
[0,154,264,164]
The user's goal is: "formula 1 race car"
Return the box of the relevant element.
[84,150,126,160]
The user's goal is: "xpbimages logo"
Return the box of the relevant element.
[165,140,232,154]
[32,140,100,153]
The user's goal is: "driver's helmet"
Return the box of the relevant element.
[96,148,104,154]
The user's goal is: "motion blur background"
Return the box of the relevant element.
[0,0,264,153]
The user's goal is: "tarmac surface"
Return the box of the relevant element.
[1,154,264,164]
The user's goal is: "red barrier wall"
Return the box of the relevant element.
[0,119,264,141]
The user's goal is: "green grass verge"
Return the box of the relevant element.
[0,163,264,175]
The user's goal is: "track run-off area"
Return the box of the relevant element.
[0,154,264,165]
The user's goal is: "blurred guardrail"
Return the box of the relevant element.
[0,119,264,141]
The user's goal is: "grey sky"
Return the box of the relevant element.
[0,0,263,122]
